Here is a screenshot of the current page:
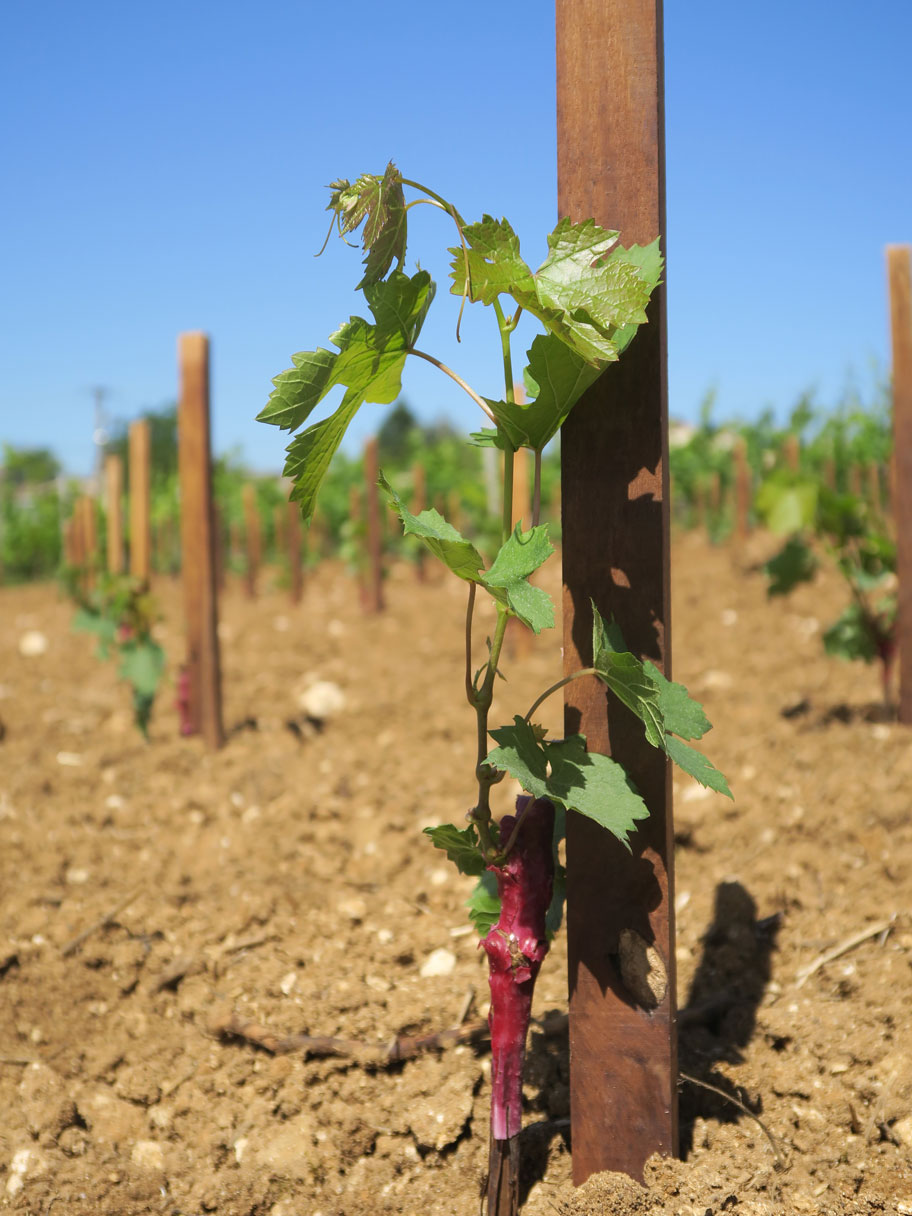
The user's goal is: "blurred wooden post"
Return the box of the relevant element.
[177,331,224,749]
[104,454,124,574]
[887,245,912,724]
[287,501,303,605]
[229,521,241,582]
[733,439,751,539]
[823,457,837,491]
[558,0,677,1188]
[242,483,260,598]
[213,507,225,591]
[129,420,151,582]
[75,495,97,589]
[783,432,800,472]
[866,462,882,512]
[849,464,863,498]
[364,437,384,613]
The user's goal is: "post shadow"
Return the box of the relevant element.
[677,880,780,1155]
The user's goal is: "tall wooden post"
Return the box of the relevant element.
[734,439,751,539]
[105,454,124,574]
[888,245,912,724]
[364,437,384,613]
[128,420,151,582]
[75,495,97,590]
[177,332,224,750]
[558,0,677,1185]
[287,501,304,605]
[242,484,261,598]
[783,432,800,473]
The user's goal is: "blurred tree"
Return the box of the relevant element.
[1,443,61,486]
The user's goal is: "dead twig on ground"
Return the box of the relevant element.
[679,1070,787,1167]
[60,887,144,957]
[794,915,896,988]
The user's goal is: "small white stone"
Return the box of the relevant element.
[65,867,90,885]
[327,619,346,638]
[105,794,124,810]
[720,609,738,626]
[420,948,457,978]
[299,680,346,721]
[337,896,368,922]
[56,752,83,767]
[429,868,450,887]
[680,783,713,804]
[699,668,733,690]
[131,1140,164,1171]
[233,1136,249,1164]
[871,724,891,741]
[273,615,290,632]
[18,631,48,657]
[377,928,394,944]
[279,971,297,996]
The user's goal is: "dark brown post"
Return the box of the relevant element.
[888,245,912,724]
[558,0,677,1185]
[734,439,751,539]
[105,454,124,574]
[287,500,304,605]
[364,437,384,613]
[129,420,151,582]
[783,432,800,473]
[177,332,224,749]
[242,483,261,598]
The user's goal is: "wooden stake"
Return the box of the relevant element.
[887,245,912,724]
[75,495,97,589]
[734,439,751,539]
[104,454,124,574]
[287,500,304,605]
[783,432,800,473]
[364,437,384,613]
[177,331,224,750]
[129,420,151,582]
[558,0,677,1184]
[242,483,261,598]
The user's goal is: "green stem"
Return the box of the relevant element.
[409,349,496,424]
[523,668,597,724]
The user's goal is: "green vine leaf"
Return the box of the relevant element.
[764,536,818,597]
[263,270,435,521]
[643,661,712,741]
[664,735,732,798]
[485,717,649,852]
[591,605,664,748]
[423,823,486,876]
[379,472,485,582]
[482,524,555,634]
[326,161,407,287]
[467,871,501,936]
[447,215,536,306]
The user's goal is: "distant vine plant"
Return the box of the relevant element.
[258,163,730,1212]
[65,569,165,738]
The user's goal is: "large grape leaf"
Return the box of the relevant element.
[591,605,664,748]
[484,718,649,851]
[261,271,435,521]
[643,661,711,741]
[664,736,732,798]
[608,240,663,355]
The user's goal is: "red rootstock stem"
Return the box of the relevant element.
[176,664,195,737]
[482,795,555,1142]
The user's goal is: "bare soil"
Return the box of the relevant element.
[2,531,911,1215]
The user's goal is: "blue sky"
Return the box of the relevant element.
[1,2,909,475]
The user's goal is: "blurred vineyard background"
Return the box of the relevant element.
[0,376,895,589]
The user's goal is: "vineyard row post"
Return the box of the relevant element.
[177,331,224,750]
[887,245,912,724]
[128,419,151,582]
[105,453,124,574]
[557,0,676,1183]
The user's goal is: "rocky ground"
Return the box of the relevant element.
[1,530,911,1214]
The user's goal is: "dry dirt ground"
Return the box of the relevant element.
[2,531,912,1215]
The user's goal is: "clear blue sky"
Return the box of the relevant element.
[2,2,909,476]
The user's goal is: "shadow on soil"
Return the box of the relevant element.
[677,880,780,1157]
